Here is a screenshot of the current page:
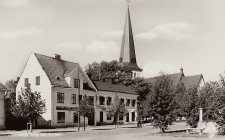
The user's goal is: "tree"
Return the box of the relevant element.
[144,73,176,133]
[76,94,95,131]
[10,84,46,127]
[184,86,199,128]
[85,60,132,81]
[174,82,187,119]
[107,95,127,128]
[5,79,17,93]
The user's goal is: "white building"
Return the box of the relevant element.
[16,53,138,128]
[93,80,138,124]
[0,82,6,129]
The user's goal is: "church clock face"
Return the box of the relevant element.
[131,57,136,63]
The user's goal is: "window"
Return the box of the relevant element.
[107,114,111,120]
[106,97,112,105]
[24,78,28,87]
[120,98,124,104]
[36,76,40,85]
[79,95,82,102]
[57,112,65,123]
[134,73,136,78]
[132,100,136,107]
[73,114,80,123]
[119,116,123,120]
[57,92,64,103]
[71,94,76,104]
[88,96,94,104]
[126,99,130,106]
[99,96,105,105]
[74,79,80,88]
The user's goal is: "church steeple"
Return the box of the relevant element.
[119,1,142,76]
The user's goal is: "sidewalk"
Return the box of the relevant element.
[0,123,145,136]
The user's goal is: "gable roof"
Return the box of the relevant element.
[34,53,97,91]
[181,74,203,89]
[145,73,182,86]
[92,81,137,95]
[145,73,203,90]
[0,82,7,91]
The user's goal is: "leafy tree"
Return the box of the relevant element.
[76,94,95,131]
[11,84,46,125]
[144,73,176,133]
[174,82,187,119]
[184,86,199,128]
[107,95,127,128]
[5,79,17,93]
[85,60,132,81]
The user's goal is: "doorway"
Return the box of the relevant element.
[100,111,103,122]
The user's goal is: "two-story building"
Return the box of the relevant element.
[93,80,138,124]
[16,53,138,128]
[16,53,98,128]
[0,82,6,129]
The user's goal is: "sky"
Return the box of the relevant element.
[0,0,225,84]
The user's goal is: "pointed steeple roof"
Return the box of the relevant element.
[119,5,142,72]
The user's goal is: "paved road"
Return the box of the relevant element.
[0,122,224,140]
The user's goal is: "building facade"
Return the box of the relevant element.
[16,53,138,128]
[0,82,6,129]
[16,53,98,128]
[93,81,138,124]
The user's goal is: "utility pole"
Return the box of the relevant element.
[78,69,80,131]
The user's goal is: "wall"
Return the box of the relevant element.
[51,87,96,127]
[95,90,137,123]
[0,90,6,129]
[16,53,52,121]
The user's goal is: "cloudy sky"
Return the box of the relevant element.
[0,0,225,84]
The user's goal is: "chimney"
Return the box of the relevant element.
[55,54,61,60]
[106,78,115,84]
[180,67,184,75]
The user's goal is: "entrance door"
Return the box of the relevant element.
[132,112,135,121]
[88,113,94,125]
[100,112,103,122]
[126,113,129,122]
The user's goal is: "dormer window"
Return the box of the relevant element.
[74,79,80,88]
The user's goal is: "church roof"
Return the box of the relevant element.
[119,6,142,72]
[0,82,7,90]
[145,73,203,90]
[92,81,137,95]
[182,75,203,89]
[120,62,142,71]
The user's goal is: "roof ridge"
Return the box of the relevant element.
[34,53,79,65]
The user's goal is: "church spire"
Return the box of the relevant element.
[119,1,142,72]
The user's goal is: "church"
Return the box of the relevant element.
[118,2,205,89]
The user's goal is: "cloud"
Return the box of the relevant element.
[136,31,158,40]
[57,41,82,50]
[3,0,29,7]
[136,22,197,41]
[101,30,123,38]
[1,28,43,38]
[86,41,119,54]
[143,62,177,78]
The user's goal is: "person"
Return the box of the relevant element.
[136,114,142,128]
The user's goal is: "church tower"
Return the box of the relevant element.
[119,1,142,78]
